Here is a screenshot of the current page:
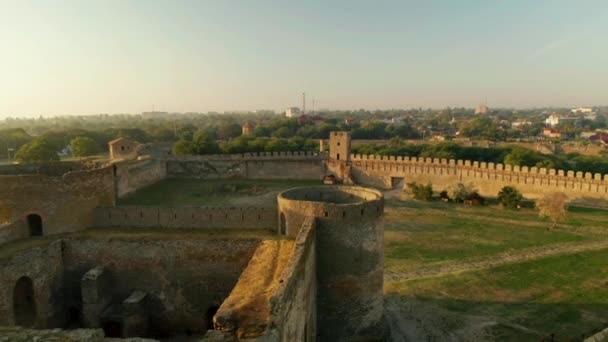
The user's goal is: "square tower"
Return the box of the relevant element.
[329,131,351,161]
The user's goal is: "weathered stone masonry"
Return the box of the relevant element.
[327,131,608,200]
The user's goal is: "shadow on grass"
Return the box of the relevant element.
[385,293,608,342]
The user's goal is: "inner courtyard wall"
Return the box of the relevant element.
[0,240,65,328]
[166,152,326,180]
[61,237,260,337]
[114,158,167,198]
[0,166,115,244]
[95,206,277,230]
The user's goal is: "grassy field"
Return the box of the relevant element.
[385,198,608,341]
[118,178,322,207]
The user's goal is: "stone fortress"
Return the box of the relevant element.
[1,131,607,341]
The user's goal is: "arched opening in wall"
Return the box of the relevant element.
[279,212,287,236]
[336,153,340,160]
[206,305,220,330]
[65,305,81,328]
[13,276,36,327]
[27,214,43,237]
[103,320,123,338]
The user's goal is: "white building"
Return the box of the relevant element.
[571,107,593,114]
[285,107,301,118]
[511,120,532,128]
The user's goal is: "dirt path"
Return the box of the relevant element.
[385,239,608,282]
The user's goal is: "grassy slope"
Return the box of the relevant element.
[385,199,608,340]
[384,199,608,273]
[390,249,608,340]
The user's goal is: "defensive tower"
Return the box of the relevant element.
[278,185,385,341]
[328,131,351,162]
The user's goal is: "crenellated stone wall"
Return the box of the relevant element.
[337,154,608,199]
[95,206,277,230]
[167,151,326,180]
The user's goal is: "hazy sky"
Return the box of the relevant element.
[1,0,607,117]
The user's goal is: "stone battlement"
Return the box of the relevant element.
[349,154,608,183]
[170,150,327,161]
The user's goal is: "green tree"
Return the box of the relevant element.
[192,129,220,154]
[70,136,101,158]
[406,182,433,201]
[172,140,195,155]
[15,138,59,163]
[446,183,475,203]
[272,127,292,138]
[503,147,543,166]
[217,123,242,140]
[497,186,523,209]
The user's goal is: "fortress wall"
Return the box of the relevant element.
[166,152,326,179]
[348,155,608,199]
[114,158,167,198]
[209,218,317,342]
[0,167,115,244]
[61,237,261,337]
[0,162,85,176]
[0,222,24,245]
[272,217,317,342]
[0,240,65,328]
[95,206,277,230]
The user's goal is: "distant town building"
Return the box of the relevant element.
[285,107,301,118]
[511,120,532,129]
[242,122,255,136]
[580,131,597,139]
[475,103,489,114]
[380,117,406,125]
[109,137,141,160]
[543,128,562,139]
[590,134,608,144]
[344,117,359,126]
[571,107,593,114]
[545,113,577,127]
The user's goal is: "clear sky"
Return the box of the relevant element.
[1,0,607,117]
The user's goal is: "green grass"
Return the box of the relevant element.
[383,199,607,273]
[385,198,608,340]
[118,178,323,207]
[388,249,608,340]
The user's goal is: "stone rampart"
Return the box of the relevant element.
[346,154,608,199]
[167,151,327,179]
[0,161,86,176]
[95,206,277,230]
[208,217,317,341]
[114,158,167,198]
[0,240,65,328]
[62,237,261,337]
[0,166,115,244]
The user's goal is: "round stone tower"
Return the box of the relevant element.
[278,186,384,341]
